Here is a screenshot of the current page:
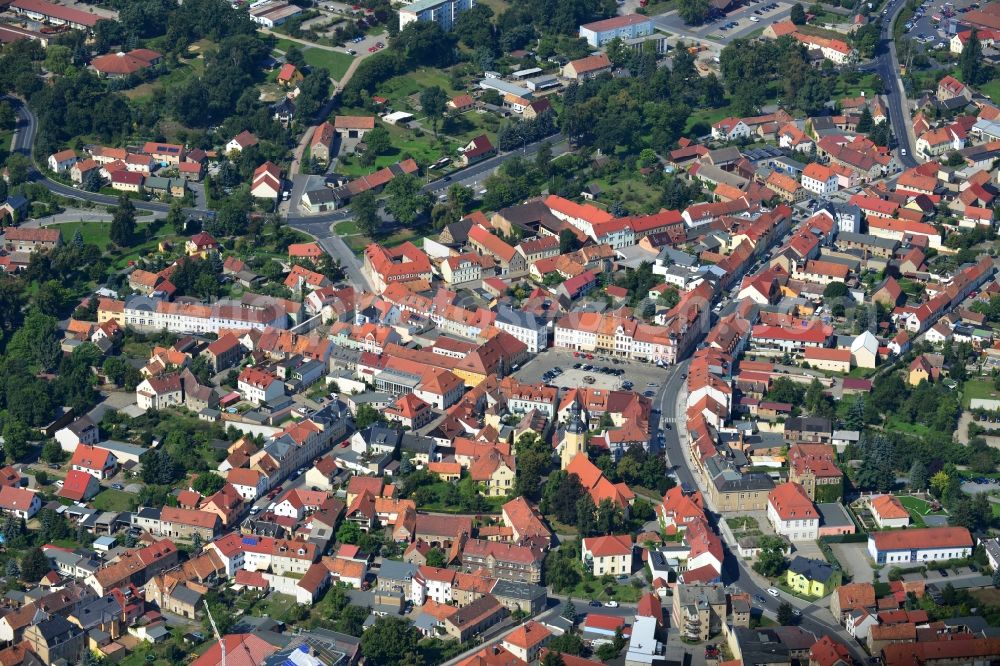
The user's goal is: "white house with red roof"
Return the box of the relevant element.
[251,162,282,199]
[580,534,633,577]
[868,495,910,529]
[502,621,552,663]
[680,518,723,583]
[656,487,706,534]
[867,526,972,564]
[767,482,819,541]
[227,468,268,501]
[711,117,752,141]
[58,470,101,502]
[411,565,455,605]
[0,486,40,519]
[70,444,118,480]
[237,367,283,405]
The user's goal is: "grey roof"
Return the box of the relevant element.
[33,615,81,642]
[401,433,435,454]
[817,502,853,528]
[787,556,835,583]
[496,305,546,331]
[135,507,160,520]
[837,231,898,250]
[304,188,342,204]
[378,559,417,582]
[732,626,791,666]
[490,579,545,601]
[170,584,203,606]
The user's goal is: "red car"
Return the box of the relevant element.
[368,46,377,52]
[586,354,594,360]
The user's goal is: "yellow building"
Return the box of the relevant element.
[559,402,587,470]
[470,452,516,497]
[785,556,836,597]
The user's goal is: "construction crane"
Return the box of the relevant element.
[204,600,226,666]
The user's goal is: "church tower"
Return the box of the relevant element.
[560,401,587,470]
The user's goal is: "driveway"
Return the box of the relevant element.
[830,542,874,584]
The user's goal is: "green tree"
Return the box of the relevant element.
[596,644,620,661]
[790,2,806,24]
[546,555,581,592]
[355,404,384,429]
[337,520,363,545]
[21,547,50,582]
[5,559,19,579]
[364,125,391,156]
[4,154,30,186]
[960,30,984,86]
[166,200,186,234]
[192,472,225,495]
[547,631,584,655]
[2,419,31,462]
[384,173,430,225]
[561,598,578,622]
[352,190,380,238]
[823,282,849,299]
[419,85,447,136]
[753,537,788,577]
[909,460,928,491]
[856,106,874,133]
[425,547,446,568]
[43,44,73,75]
[678,0,710,24]
[777,601,795,625]
[109,196,136,247]
[360,616,421,666]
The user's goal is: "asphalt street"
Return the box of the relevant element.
[653,309,871,665]
[877,0,920,167]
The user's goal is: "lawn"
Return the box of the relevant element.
[897,494,948,527]
[334,219,360,235]
[48,221,113,251]
[564,576,645,603]
[272,38,353,80]
[685,106,732,137]
[593,176,663,215]
[832,73,881,99]
[964,379,1000,408]
[92,488,137,512]
[885,415,931,437]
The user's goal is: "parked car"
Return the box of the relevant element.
[589,600,602,607]
[767,588,780,597]
[604,600,619,608]
[111,483,124,490]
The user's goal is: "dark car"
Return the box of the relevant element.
[589,600,602,607]
[939,569,949,577]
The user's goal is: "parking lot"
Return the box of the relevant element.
[652,0,795,46]
[513,349,672,397]
[903,0,981,50]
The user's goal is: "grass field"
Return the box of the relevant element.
[273,38,353,80]
[593,176,662,215]
[49,221,113,251]
[963,379,1000,408]
[685,106,732,136]
[897,494,948,527]
[92,488,136,512]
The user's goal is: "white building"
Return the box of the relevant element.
[398,0,475,31]
[867,527,973,565]
[578,14,654,47]
[237,367,284,405]
[766,483,819,542]
[868,495,910,529]
[801,164,838,196]
[581,535,633,577]
[495,305,548,353]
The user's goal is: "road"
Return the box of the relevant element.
[654,306,871,665]
[876,0,920,167]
